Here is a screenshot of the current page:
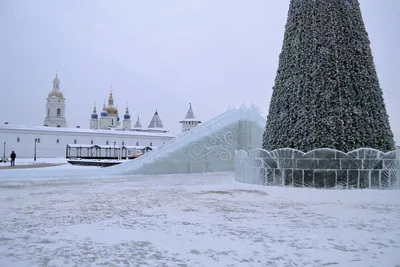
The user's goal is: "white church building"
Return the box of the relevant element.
[0,74,201,158]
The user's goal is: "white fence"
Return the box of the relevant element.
[235,148,400,189]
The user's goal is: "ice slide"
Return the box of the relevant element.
[101,104,266,175]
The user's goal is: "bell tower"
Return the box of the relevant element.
[44,73,67,127]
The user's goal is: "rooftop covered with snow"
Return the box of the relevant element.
[0,123,176,138]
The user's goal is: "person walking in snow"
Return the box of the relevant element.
[10,151,16,166]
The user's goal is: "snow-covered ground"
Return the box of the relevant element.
[0,158,102,178]
[0,157,131,179]
[1,157,68,166]
[1,157,124,166]
[0,172,399,267]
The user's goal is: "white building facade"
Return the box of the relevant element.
[0,126,175,158]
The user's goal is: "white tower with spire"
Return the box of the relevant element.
[179,103,201,133]
[103,89,119,128]
[122,104,131,130]
[44,73,67,127]
[99,103,109,129]
[90,103,99,129]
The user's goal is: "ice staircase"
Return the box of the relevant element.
[103,104,266,175]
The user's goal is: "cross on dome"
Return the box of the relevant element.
[104,87,118,115]
[48,72,63,98]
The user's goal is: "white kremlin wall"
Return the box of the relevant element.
[0,125,175,158]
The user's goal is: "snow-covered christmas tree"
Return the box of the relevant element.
[263,0,395,152]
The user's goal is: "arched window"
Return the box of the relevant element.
[106,141,109,145]
[90,140,94,144]
[17,137,20,142]
[56,139,59,144]
[47,108,50,117]
[57,108,61,116]
[150,142,152,146]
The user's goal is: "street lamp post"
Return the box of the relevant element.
[3,142,5,158]
[34,138,38,161]
[113,142,116,158]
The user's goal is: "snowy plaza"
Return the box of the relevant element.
[2,0,400,265]
[0,171,399,266]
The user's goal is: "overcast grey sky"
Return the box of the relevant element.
[1,0,399,141]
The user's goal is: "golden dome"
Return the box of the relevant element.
[48,90,64,98]
[105,105,118,115]
[104,90,118,115]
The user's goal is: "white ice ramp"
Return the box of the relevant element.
[103,104,266,175]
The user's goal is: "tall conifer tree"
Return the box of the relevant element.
[263,0,395,152]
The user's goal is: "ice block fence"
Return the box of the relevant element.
[235,148,400,189]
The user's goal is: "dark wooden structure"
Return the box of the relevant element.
[66,144,121,160]
[65,144,155,160]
